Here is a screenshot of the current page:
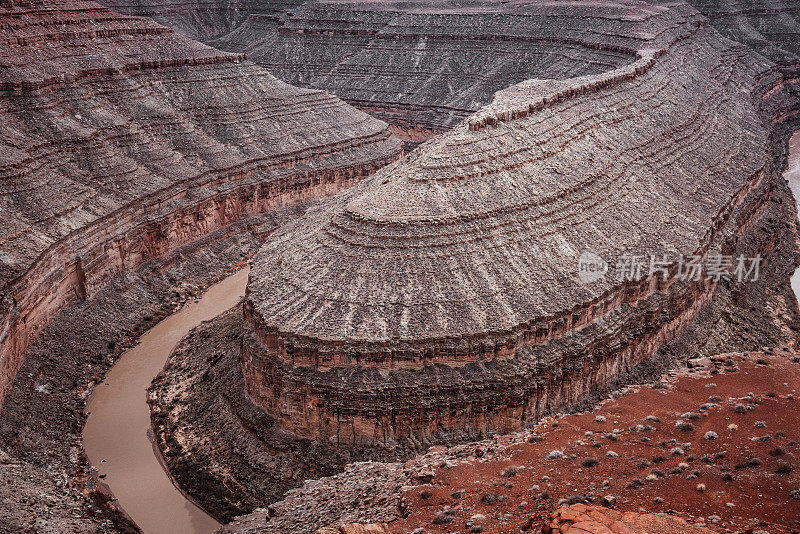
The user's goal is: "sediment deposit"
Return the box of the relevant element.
[240,0,800,449]
[0,0,400,409]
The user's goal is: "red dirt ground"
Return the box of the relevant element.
[389,352,800,533]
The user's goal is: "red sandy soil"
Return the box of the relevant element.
[544,504,717,534]
[390,352,800,534]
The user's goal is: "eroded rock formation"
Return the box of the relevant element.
[239,0,800,448]
[0,0,401,408]
[99,0,303,40]
[686,0,800,64]
[106,0,667,141]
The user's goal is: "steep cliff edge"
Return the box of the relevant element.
[142,0,800,524]
[0,0,400,410]
[240,4,800,447]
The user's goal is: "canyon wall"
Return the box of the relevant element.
[240,2,800,447]
[686,0,800,63]
[685,0,800,132]
[98,0,303,40]
[0,0,401,408]
[98,0,800,143]
[104,0,671,140]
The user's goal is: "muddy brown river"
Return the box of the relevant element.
[83,267,249,534]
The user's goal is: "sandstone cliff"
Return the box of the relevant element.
[0,0,401,408]
[240,0,800,448]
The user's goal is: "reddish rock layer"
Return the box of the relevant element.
[0,0,401,407]
[221,352,800,533]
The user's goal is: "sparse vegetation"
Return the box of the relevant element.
[775,463,792,474]
[500,466,519,477]
[480,493,498,505]
[432,510,454,525]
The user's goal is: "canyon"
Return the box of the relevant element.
[1,0,800,533]
[0,0,400,410]
[102,0,650,142]
[239,0,800,448]
[144,0,800,531]
[0,0,400,531]
[101,0,800,146]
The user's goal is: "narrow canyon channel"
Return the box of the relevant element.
[83,267,250,534]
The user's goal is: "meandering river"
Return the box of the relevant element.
[83,267,249,534]
[79,132,800,534]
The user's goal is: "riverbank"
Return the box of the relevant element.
[0,204,310,533]
[83,267,250,533]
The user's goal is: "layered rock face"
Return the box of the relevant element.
[179,0,656,139]
[0,0,400,408]
[240,1,800,448]
[100,0,303,40]
[100,0,800,144]
[684,0,800,129]
[686,0,800,64]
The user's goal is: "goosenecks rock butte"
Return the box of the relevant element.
[1,0,800,533]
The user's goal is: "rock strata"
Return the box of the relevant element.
[152,0,674,138]
[240,1,800,448]
[686,0,800,65]
[0,0,400,408]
